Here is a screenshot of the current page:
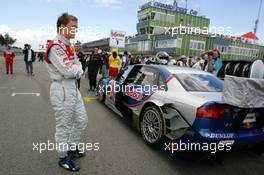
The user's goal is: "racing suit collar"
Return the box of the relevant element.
[56,35,71,46]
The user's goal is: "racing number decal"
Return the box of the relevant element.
[125,91,143,101]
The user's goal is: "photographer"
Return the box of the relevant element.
[23,44,36,76]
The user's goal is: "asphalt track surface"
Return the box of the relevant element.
[0,57,264,175]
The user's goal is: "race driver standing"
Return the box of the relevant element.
[45,13,88,172]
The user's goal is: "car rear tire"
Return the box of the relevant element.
[140,105,165,146]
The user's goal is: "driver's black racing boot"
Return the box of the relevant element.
[58,155,80,172]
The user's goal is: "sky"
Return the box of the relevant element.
[0,0,263,50]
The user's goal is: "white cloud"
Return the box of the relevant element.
[0,25,102,50]
[34,0,122,7]
[94,0,122,7]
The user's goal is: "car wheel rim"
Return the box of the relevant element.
[142,110,161,143]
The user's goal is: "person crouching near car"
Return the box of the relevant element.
[109,48,120,78]
[45,13,88,172]
[4,45,15,75]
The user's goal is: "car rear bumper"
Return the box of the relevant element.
[188,116,264,146]
[168,127,264,155]
[197,128,264,146]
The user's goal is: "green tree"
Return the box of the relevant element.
[0,33,16,45]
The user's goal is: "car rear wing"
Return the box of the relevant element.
[223,75,264,108]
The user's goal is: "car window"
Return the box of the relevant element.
[158,73,165,87]
[175,73,223,92]
[134,67,158,86]
[125,65,143,84]
[119,66,133,81]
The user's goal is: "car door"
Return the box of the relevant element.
[122,66,159,107]
[106,66,134,105]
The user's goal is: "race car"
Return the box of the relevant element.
[97,64,264,151]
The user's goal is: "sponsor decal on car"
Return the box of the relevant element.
[203,132,234,139]
[125,86,143,101]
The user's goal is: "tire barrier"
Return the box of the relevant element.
[217,60,264,79]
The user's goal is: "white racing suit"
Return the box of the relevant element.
[45,35,88,158]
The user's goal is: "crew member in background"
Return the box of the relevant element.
[202,54,208,71]
[23,44,36,76]
[109,48,120,78]
[168,58,176,66]
[205,51,216,73]
[4,45,15,74]
[192,57,204,70]
[38,52,44,62]
[101,52,109,78]
[121,51,130,70]
[45,13,88,172]
[213,49,222,73]
[75,43,86,90]
[87,48,102,91]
